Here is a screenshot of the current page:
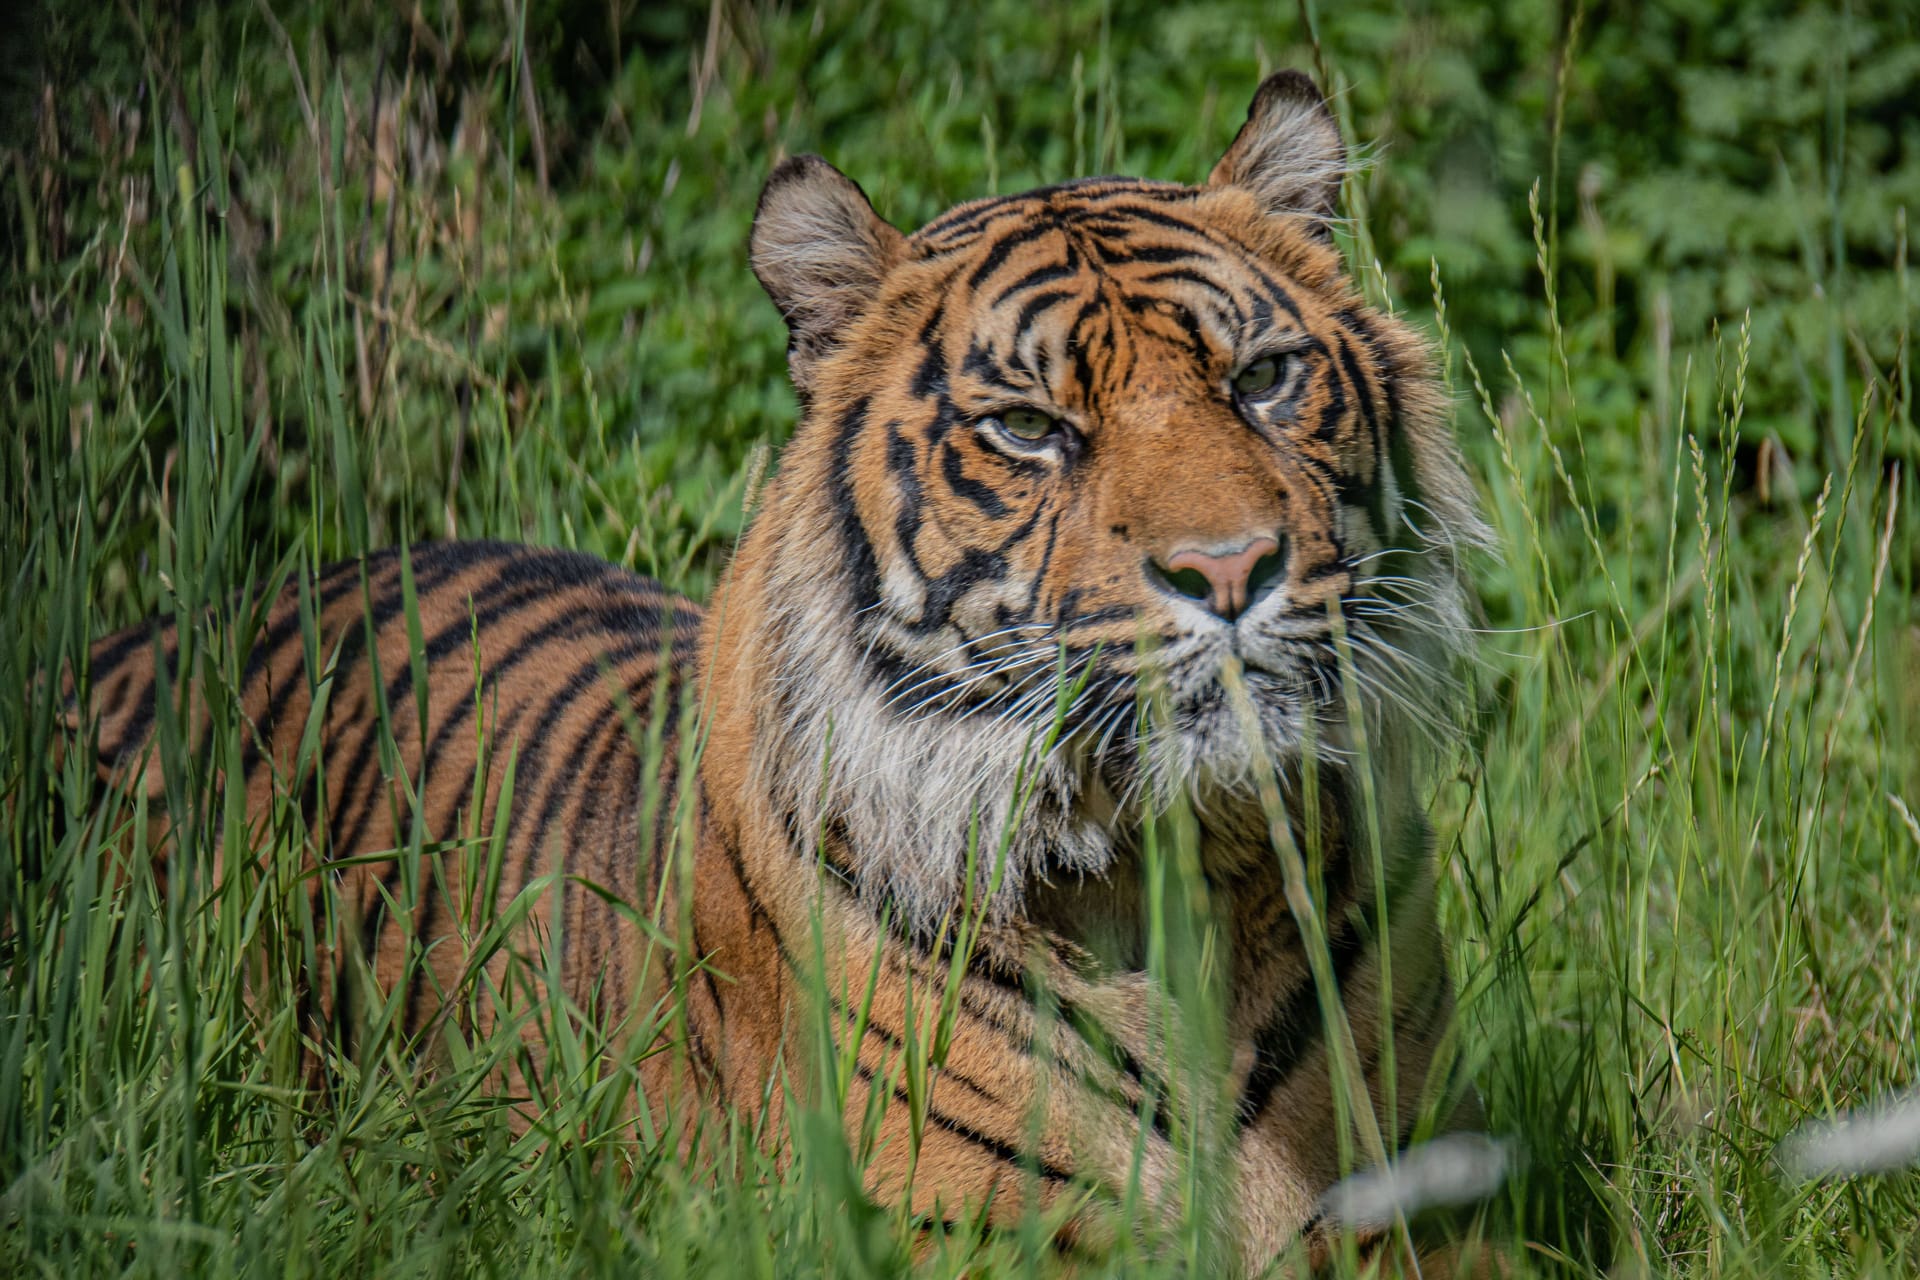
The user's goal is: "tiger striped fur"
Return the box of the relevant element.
[71,72,1493,1272]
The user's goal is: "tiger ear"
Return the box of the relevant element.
[1207,71,1347,229]
[750,154,906,396]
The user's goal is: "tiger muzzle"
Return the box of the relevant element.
[1152,536,1286,622]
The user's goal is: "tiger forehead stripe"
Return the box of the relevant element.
[923,223,1323,410]
[973,208,1214,287]
[984,229,1305,371]
[989,248,1082,306]
[914,176,1191,245]
[964,281,1252,400]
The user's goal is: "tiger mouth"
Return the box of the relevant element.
[1169,653,1339,728]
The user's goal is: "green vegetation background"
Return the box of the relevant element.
[3,0,1917,1276]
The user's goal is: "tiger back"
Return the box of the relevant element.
[73,542,702,1058]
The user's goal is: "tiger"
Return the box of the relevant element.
[68,71,1493,1272]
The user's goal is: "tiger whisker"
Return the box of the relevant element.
[904,640,1085,729]
[1340,595,1434,620]
[992,650,1109,738]
[1327,638,1458,744]
[1338,632,1456,703]
[877,622,1063,699]
[884,644,1056,713]
[1037,693,1129,774]
[879,624,1066,703]
[897,648,1061,722]
[1093,697,1140,763]
[1345,544,1430,569]
[1348,573,1436,595]
[992,666,1077,734]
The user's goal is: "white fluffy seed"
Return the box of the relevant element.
[1316,1133,1514,1230]
[1779,1091,1920,1181]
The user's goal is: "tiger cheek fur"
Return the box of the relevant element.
[74,70,1491,1273]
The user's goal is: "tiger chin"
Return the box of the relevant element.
[73,72,1495,1274]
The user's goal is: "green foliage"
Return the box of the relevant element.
[3,0,1917,1276]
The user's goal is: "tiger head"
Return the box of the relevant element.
[728,72,1485,932]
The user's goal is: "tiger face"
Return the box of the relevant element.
[737,73,1483,929]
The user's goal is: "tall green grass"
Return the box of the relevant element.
[4,2,1916,1276]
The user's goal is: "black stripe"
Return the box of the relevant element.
[847,1009,1005,1111]
[248,545,675,792]
[874,912,1169,1137]
[848,1057,1074,1185]
[1095,243,1203,267]
[918,193,1025,244]
[1241,263,1307,327]
[1015,511,1063,621]
[1235,829,1422,1127]
[237,552,424,791]
[910,326,948,401]
[428,630,668,874]
[104,631,180,761]
[523,626,686,895]
[960,341,1029,395]
[1055,995,1176,1141]
[90,617,175,686]
[1064,294,1107,391]
[828,398,882,617]
[326,566,667,864]
[1342,308,1421,524]
[991,257,1079,306]
[1136,266,1241,312]
[966,221,1064,293]
[1059,604,1135,631]
[707,795,779,942]
[402,658,676,1034]
[1331,319,1383,444]
[239,551,391,690]
[1313,344,1348,445]
[405,647,678,1024]
[773,813,1147,1154]
[886,422,927,564]
[910,549,1008,635]
[340,601,682,972]
[493,633,696,916]
[939,440,1010,519]
[93,667,137,721]
[919,179,1184,248]
[1068,201,1209,236]
[1123,293,1210,361]
[1011,288,1075,338]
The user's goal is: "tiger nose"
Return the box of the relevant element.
[1155,536,1285,622]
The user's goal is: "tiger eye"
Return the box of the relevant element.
[998,409,1057,442]
[1233,356,1282,396]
